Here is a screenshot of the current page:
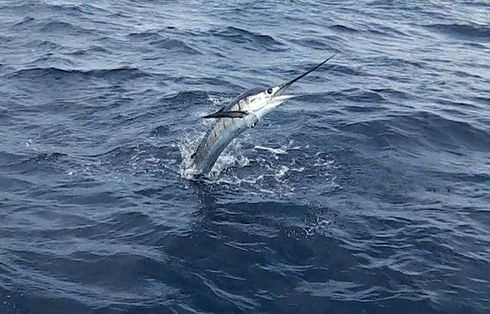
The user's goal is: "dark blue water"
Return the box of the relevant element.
[1,1,489,313]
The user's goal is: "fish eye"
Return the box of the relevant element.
[266,88,273,95]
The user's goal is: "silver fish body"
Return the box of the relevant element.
[191,111,259,175]
[191,87,264,174]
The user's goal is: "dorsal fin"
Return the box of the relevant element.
[202,111,248,119]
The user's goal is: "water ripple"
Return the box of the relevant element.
[1,1,489,313]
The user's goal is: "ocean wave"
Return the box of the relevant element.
[291,37,336,50]
[0,152,67,171]
[209,26,286,51]
[3,2,103,15]
[38,21,87,34]
[8,66,151,81]
[12,16,35,27]
[1,0,490,313]
[344,89,387,104]
[329,24,359,33]
[64,45,111,57]
[342,110,490,153]
[127,31,202,55]
[424,23,490,42]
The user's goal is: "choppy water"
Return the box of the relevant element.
[1,1,489,313]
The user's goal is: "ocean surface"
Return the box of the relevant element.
[1,1,489,313]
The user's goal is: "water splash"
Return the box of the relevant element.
[177,130,250,181]
[177,128,338,197]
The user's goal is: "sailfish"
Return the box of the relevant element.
[191,54,335,176]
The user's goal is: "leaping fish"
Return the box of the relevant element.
[191,54,335,176]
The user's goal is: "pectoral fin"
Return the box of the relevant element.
[202,111,248,119]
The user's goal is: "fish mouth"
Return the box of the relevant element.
[270,94,297,108]
[272,54,336,98]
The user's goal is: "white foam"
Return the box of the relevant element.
[254,145,287,155]
[207,95,231,107]
[178,131,203,180]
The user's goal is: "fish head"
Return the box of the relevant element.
[244,86,295,118]
[245,54,336,118]
[202,54,335,120]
